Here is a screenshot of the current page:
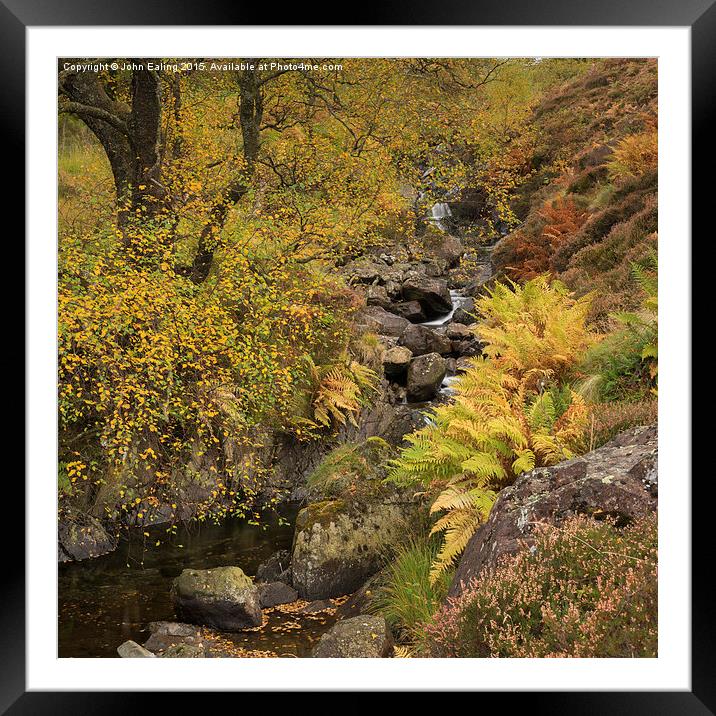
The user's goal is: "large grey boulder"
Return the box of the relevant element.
[291,498,413,601]
[312,615,394,658]
[406,353,447,402]
[401,276,452,316]
[357,306,410,338]
[452,297,476,325]
[435,235,464,267]
[446,322,472,341]
[171,566,262,631]
[449,425,658,597]
[400,324,452,356]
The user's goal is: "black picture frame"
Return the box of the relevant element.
[9,1,703,711]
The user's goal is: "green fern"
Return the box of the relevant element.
[387,276,595,582]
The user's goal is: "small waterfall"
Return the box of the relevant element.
[419,289,470,327]
[430,202,452,232]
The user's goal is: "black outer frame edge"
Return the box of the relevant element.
[1,0,715,26]
[8,0,706,711]
[691,1,713,713]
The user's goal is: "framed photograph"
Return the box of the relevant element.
[13,0,704,710]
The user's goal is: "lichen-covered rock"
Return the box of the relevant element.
[400,324,452,356]
[171,566,262,631]
[58,510,116,562]
[117,640,155,658]
[258,581,298,608]
[312,615,394,657]
[382,346,413,377]
[291,498,415,600]
[449,424,658,597]
[406,353,447,402]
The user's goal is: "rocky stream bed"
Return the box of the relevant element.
[58,230,658,658]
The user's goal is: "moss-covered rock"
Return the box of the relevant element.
[170,566,262,631]
[305,437,394,501]
[291,498,415,600]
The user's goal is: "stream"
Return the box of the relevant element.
[58,237,492,658]
[58,504,339,657]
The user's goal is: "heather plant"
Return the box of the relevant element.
[579,399,658,452]
[425,513,657,658]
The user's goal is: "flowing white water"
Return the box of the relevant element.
[439,374,462,397]
[419,289,471,327]
[430,202,452,232]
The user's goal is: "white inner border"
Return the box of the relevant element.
[27,27,691,691]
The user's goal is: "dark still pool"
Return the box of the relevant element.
[58,507,338,658]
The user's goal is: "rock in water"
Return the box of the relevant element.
[257,581,298,608]
[449,425,658,597]
[382,346,413,378]
[312,615,394,657]
[406,353,447,402]
[117,640,155,658]
[399,324,452,356]
[254,549,292,584]
[170,566,262,631]
[401,276,452,316]
[291,499,413,600]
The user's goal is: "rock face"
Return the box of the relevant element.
[312,615,394,658]
[406,353,447,402]
[366,284,391,309]
[291,498,414,600]
[58,510,116,562]
[401,276,452,316]
[257,581,298,608]
[171,566,262,631]
[382,346,413,378]
[400,324,452,356]
[449,425,658,597]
